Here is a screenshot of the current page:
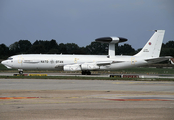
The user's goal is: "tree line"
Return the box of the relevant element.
[0,39,173,59]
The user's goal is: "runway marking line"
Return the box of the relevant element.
[0,97,40,100]
[106,99,172,101]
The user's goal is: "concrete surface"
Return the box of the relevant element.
[0,79,174,120]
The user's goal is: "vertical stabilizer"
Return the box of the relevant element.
[135,30,165,58]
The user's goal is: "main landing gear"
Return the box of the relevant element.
[81,70,91,75]
[18,69,23,75]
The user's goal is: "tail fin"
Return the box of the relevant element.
[135,30,165,58]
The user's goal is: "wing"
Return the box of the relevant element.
[96,61,124,66]
[56,60,124,71]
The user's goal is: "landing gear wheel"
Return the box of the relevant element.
[82,71,84,75]
[19,71,23,75]
[87,71,91,75]
[18,69,23,75]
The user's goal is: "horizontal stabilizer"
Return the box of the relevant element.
[169,58,174,65]
[145,56,172,63]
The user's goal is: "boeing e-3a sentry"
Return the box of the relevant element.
[1,30,171,75]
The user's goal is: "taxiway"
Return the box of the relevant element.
[0,78,174,120]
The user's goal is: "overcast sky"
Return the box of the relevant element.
[0,0,174,49]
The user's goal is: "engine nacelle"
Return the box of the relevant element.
[63,64,81,71]
[63,63,100,71]
[81,63,99,70]
[95,37,127,44]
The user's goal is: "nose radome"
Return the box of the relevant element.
[1,61,5,65]
[1,60,8,65]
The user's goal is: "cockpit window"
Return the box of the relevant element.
[7,58,13,60]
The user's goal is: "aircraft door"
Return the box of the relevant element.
[18,56,23,67]
[131,57,137,65]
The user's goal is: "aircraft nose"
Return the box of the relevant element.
[1,60,8,65]
[1,60,12,69]
[1,60,5,65]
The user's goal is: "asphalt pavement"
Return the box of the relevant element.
[0,78,174,120]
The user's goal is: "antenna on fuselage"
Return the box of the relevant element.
[95,37,127,58]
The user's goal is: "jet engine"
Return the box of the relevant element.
[81,63,99,70]
[63,63,100,71]
[63,64,81,71]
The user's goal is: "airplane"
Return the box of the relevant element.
[1,30,172,75]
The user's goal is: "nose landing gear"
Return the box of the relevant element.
[18,69,23,75]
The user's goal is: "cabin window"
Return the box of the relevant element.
[7,58,13,60]
[50,60,54,64]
